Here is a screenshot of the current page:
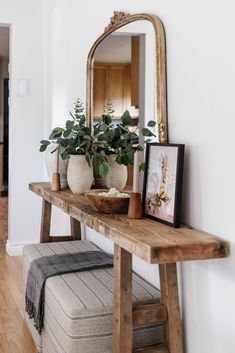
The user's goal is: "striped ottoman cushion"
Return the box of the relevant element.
[23,240,163,353]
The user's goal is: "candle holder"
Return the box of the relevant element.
[128,192,142,219]
[51,147,61,192]
[51,172,61,192]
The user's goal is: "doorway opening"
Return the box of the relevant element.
[0,25,10,247]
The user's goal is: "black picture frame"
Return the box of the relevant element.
[142,143,185,228]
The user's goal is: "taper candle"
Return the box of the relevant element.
[133,151,139,193]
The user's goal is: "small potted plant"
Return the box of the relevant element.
[94,104,156,190]
[40,99,94,194]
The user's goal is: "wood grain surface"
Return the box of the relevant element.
[30,182,229,264]
[112,245,133,353]
[0,196,8,247]
[133,345,169,353]
[40,199,51,243]
[70,217,81,240]
[0,145,3,193]
[0,250,37,353]
[133,303,167,326]
[159,263,183,353]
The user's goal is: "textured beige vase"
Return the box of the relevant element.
[46,144,68,189]
[67,155,93,194]
[104,155,127,190]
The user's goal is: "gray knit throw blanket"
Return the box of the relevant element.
[25,250,113,334]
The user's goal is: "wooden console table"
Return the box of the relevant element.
[29,182,229,353]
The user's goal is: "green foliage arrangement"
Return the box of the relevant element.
[93,102,156,172]
[40,99,92,165]
[40,98,157,177]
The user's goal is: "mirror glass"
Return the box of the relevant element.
[91,20,158,186]
[92,20,158,138]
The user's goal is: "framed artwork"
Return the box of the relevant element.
[142,143,185,227]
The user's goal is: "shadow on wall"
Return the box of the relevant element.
[180,245,233,353]
[181,145,204,228]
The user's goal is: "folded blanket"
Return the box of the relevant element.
[25,250,113,334]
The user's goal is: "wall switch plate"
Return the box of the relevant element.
[16,79,29,96]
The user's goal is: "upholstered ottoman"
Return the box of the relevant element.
[23,240,163,353]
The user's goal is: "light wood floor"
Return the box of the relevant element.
[0,250,37,353]
[0,196,8,247]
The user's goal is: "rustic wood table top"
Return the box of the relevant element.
[29,182,229,264]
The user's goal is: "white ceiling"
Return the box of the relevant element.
[0,27,9,57]
[94,34,131,63]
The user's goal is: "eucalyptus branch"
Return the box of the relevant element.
[93,110,156,168]
[39,98,92,161]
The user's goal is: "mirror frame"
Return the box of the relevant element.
[86,11,168,143]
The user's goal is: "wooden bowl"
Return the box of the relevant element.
[85,189,130,214]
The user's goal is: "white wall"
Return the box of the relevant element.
[0,0,46,253]
[43,1,235,353]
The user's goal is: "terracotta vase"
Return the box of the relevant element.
[67,155,93,194]
[104,155,127,190]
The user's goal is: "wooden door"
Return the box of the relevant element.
[107,64,129,118]
[93,63,139,120]
[93,65,107,119]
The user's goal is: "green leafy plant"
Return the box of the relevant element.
[89,100,114,177]
[40,99,92,165]
[93,109,156,170]
[39,98,157,177]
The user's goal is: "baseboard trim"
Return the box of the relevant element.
[6,240,37,256]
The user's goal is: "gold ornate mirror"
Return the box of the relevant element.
[86,11,168,143]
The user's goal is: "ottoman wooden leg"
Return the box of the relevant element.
[159,263,183,353]
[112,244,133,353]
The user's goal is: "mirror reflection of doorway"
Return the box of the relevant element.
[93,34,141,122]
[0,25,10,248]
[93,33,144,187]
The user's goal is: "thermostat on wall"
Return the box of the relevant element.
[16,79,29,96]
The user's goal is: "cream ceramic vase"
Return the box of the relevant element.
[104,155,127,190]
[46,144,68,189]
[67,155,93,194]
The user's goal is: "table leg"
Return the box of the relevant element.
[70,217,81,240]
[40,200,51,243]
[159,263,184,353]
[112,244,133,353]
